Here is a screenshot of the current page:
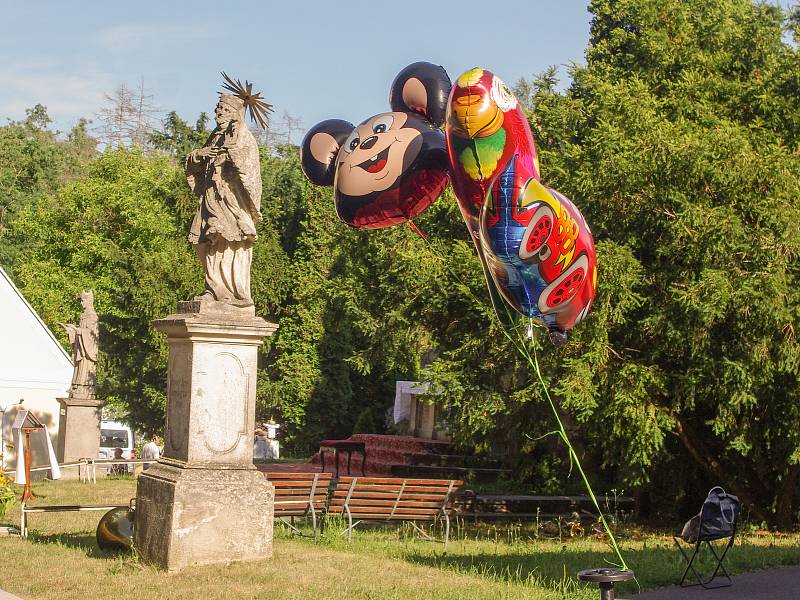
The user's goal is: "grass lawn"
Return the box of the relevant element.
[1,478,798,599]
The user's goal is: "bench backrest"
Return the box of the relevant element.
[327,477,462,521]
[265,472,334,517]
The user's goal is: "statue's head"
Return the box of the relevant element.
[80,290,94,309]
[215,94,244,128]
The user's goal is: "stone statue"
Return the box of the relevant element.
[186,75,272,309]
[61,290,99,399]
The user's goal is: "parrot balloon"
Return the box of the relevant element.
[300,62,451,230]
[446,68,597,346]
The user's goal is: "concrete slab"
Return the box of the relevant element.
[0,589,23,600]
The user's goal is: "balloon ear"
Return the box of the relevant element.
[389,62,451,128]
[300,119,355,186]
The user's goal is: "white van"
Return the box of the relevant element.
[99,420,135,471]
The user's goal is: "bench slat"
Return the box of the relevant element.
[264,472,333,480]
[328,514,436,521]
[331,484,453,494]
[273,492,328,501]
[327,507,438,519]
[331,490,449,501]
[270,480,331,489]
[337,477,462,486]
[329,499,442,509]
[330,506,441,516]
[271,488,328,496]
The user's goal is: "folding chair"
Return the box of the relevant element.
[673,486,740,589]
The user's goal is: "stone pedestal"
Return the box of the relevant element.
[56,396,103,477]
[134,305,277,571]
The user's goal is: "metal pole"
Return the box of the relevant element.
[600,582,614,600]
[0,406,4,472]
[22,429,33,501]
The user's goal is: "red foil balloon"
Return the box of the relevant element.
[446,67,597,345]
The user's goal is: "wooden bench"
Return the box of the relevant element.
[327,476,462,547]
[20,502,128,538]
[264,472,333,543]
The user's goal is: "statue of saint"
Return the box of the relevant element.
[61,290,99,399]
[186,74,272,308]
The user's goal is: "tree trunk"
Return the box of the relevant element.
[774,464,800,530]
[673,418,771,525]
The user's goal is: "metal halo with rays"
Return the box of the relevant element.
[220,72,273,129]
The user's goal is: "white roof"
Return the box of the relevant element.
[0,265,73,391]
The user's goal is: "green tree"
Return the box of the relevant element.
[0,105,97,272]
[148,112,211,161]
[8,149,199,433]
[483,0,799,526]
[390,0,799,528]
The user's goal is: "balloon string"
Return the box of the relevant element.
[407,220,429,240]
[418,233,631,576]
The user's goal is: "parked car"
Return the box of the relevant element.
[99,420,135,473]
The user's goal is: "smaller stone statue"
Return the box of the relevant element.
[60,290,99,399]
[186,73,272,310]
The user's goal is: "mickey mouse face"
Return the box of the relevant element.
[301,62,451,229]
[336,112,421,196]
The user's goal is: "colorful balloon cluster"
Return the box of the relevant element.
[300,63,597,345]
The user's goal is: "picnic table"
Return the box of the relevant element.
[318,440,367,477]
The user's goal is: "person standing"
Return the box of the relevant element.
[141,436,161,470]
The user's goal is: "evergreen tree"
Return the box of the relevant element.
[508,0,800,526]
[149,112,211,161]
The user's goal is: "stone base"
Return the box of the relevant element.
[134,463,274,571]
[56,396,103,477]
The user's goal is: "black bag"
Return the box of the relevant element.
[680,486,739,543]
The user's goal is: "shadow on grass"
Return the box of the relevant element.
[402,544,686,594]
[28,531,120,559]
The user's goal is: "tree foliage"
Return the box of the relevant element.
[7,149,200,431]
[0,106,96,271]
[148,112,211,161]
[498,0,800,526]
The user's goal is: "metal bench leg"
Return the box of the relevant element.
[311,507,318,544]
[444,513,451,550]
[347,450,352,475]
[320,449,326,473]
[409,521,433,541]
[360,450,366,476]
[278,517,303,537]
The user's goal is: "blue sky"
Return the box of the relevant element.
[1,1,592,142]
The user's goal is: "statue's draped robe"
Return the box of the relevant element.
[186,121,262,304]
[66,311,99,398]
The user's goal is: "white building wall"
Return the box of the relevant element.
[0,266,72,471]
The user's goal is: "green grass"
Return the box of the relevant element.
[1,479,798,599]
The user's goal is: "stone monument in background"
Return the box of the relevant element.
[56,290,103,471]
[134,74,278,571]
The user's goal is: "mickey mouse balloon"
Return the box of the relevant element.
[300,62,451,229]
[446,68,597,346]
